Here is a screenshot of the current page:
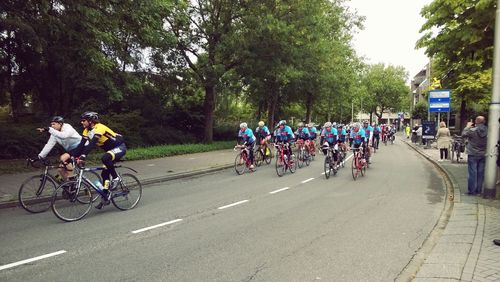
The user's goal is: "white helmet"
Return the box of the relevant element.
[332,122,337,127]
[307,123,314,128]
[324,122,332,128]
[258,121,265,127]
[352,122,361,129]
[240,122,248,129]
[297,122,304,127]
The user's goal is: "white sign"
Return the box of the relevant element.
[429,91,450,99]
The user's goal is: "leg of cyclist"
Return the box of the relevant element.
[247,142,255,169]
[97,144,126,209]
[58,152,73,180]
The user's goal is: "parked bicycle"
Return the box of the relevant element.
[275,142,297,177]
[254,141,272,167]
[451,135,465,163]
[51,162,142,222]
[18,157,100,213]
[296,139,311,168]
[351,147,367,180]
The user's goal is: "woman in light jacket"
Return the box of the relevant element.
[435,121,451,161]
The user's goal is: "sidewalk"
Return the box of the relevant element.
[403,138,500,281]
[0,148,235,207]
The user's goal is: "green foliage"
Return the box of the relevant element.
[412,100,429,120]
[417,0,495,120]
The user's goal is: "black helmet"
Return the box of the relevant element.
[51,116,64,124]
[80,111,99,122]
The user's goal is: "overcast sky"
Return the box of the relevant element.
[346,0,433,81]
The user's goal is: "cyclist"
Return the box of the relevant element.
[74,112,126,209]
[387,125,396,143]
[362,121,373,163]
[255,121,271,156]
[275,120,295,161]
[294,122,310,150]
[320,122,339,166]
[337,124,348,152]
[307,123,318,156]
[372,123,381,149]
[237,122,257,170]
[37,116,82,181]
[351,123,367,161]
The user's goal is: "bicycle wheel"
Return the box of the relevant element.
[324,156,331,179]
[276,155,286,177]
[304,150,311,166]
[264,147,272,164]
[289,154,297,173]
[19,175,57,213]
[234,153,246,175]
[111,173,142,210]
[254,149,264,167]
[297,150,305,168]
[361,160,366,176]
[51,181,92,222]
[351,157,358,180]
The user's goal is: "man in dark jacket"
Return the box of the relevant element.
[462,116,488,195]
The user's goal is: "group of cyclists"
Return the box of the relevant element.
[36,112,126,209]
[237,119,398,172]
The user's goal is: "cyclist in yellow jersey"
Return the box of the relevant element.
[73,111,126,209]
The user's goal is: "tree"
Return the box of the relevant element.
[416,0,495,129]
[361,64,409,121]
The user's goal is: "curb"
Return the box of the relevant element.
[0,163,234,210]
[395,141,455,281]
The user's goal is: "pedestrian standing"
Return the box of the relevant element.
[405,124,411,139]
[416,125,422,145]
[461,116,488,195]
[435,121,452,162]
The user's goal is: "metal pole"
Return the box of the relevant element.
[484,0,500,199]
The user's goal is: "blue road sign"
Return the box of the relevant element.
[428,90,451,113]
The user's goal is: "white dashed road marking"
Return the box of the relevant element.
[0,250,66,271]
[269,187,290,194]
[301,178,314,184]
[218,200,249,210]
[131,219,183,234]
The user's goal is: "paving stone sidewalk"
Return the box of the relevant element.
[404,138,500,281]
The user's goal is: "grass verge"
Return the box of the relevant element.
[0,141,235,175]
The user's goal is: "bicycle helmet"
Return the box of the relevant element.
[240,122,248,129]
[332,122,337,127]
[307,123,314,128]
[324,122,332,128]
[80,111,99,122]
[258,121,265,127]
[297,122,304,127]
[352,122,361,129]
[278,120,286,126]
[51,116,64,124]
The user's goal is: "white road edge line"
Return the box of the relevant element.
[131,219,183,234]
[301,178,315,184]
[269,187,290,194]
[218,200,249,210]
[0,250,66,271]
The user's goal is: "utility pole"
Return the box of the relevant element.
[484,0,500,199]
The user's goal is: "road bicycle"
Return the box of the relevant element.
[388,134,395,145]
[351,147,367,180]
[51,162,142,222]
[234,144,255,175]
[323,143,344,179]
[450,135,465,163]
[18,157,100,213]
[275,142,297,177]
[296,139,311,168]
[254,141,272,167]
[308,139,317,161]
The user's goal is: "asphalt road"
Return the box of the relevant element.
[0,141,445,281]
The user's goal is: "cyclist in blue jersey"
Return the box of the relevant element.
[351,123,367,161]
[337,124,348,152]
[320,122,338,156]
[237,122,256,169]
[362,121,373,163]
[307,123,318,156]
[255,121,271,145]
[275,120,295,161]
[294,122,310,142]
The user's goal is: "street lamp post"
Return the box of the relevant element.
[483,0,500,199]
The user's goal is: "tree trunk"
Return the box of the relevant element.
[305,92,313,124]
[203,84,216,143]
[459,97,467,132]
